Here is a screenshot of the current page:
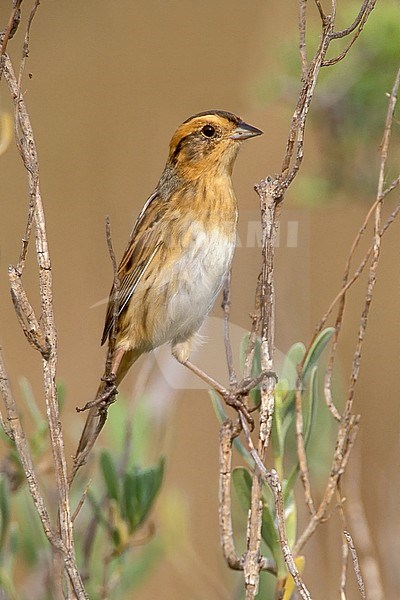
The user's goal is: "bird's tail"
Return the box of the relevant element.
[75,348,141,463]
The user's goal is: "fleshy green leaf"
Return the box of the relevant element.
[100,450,120,502]
[56,380,66,410]
[304,366,319,448]
[284,490,297,549]
[302,327,334,385]
[281,343,306,391]
[122,458,165,533]
[280,342,306,423]
[272,379,291,469]
[284,365,319,502]
[122,471,138,531]
[232,467,253,512]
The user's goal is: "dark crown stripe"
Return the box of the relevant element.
[183,110,240,125]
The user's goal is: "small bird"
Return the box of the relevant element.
[76,110,262,457]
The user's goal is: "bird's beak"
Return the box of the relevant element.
[230,120,263,140]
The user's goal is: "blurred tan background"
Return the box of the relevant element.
[1,1,399,599]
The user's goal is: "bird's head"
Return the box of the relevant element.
[167,110,263,178]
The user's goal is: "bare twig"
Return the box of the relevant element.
[222,273,237,387]
[1,6,86,595]
[343,530,367,599]
[8,265,50,357]
[219,419,245,571]
[294,415,360,555]
[347,455,384,599]
[0,347,87,597]
[0,0,22,73]
[240,413,311,600]
[330,0,374,39]
[70,217,120,484]
[295,375,315,514]
[298,0,308,78]
[215,3,381,598]
[346,67,400,415]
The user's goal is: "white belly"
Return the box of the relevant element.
[154,222,236,345]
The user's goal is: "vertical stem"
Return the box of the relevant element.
[242,179,281,598]
[2,53,86,599]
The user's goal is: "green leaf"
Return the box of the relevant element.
[284,365,319,502]
[100,450,120,502]
[280,342,306,423]
[282,343,306,389]
[304,366,319,449]
[122,458,165,533]
[271,380,291,470]
[232,466,253,513]
[137,458,165,525]
[284,490,297,549]
[122,471,139,531]
[261,503,281,572]
[56,380,67,410]
[302,327,334,385]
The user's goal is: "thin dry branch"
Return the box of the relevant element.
[290,66,400,560]
[0,0,22,70]
[1,6,85,596]
[346,66,400,414]
[240,413,311,600]
[0,347,87,597]
[69,217,120,484]
[343,530,367,599]
[347,455,384,599]
[8,265,50,356]
[222,273,237,387]
[330,0,374,39]
[294,415,360,555]
[3,51,72,550]
[216,2,381,598]
[298,0,308,77]
[295,376,315,514]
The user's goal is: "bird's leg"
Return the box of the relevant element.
[179,358,254,427]
[182,359,229,398]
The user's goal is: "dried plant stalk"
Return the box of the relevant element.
[0,4,86,598]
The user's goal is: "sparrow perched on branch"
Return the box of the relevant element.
[76,110,262,457]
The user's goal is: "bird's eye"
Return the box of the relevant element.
[201,124,216,138]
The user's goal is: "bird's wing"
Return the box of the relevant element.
[101,191,166,344]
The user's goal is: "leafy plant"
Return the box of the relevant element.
[211,327,335,594]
